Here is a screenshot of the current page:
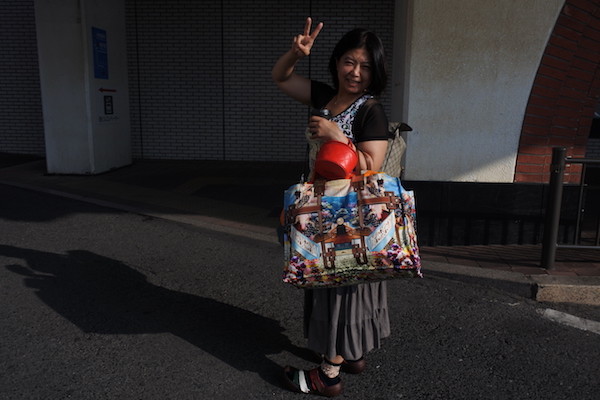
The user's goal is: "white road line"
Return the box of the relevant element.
[538,308,600,335]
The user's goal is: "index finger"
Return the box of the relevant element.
[310,21,324,39]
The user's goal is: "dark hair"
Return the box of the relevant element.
[328,28,388,96]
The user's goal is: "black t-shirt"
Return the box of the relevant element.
[310,80,389,143]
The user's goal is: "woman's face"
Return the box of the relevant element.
[336,47,372,95]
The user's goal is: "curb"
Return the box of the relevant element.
[532,275,600,306]
[0,179,279,245]
[424,261,600,305]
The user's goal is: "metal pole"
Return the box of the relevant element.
[573,163,587,245]
[541,147,566,269]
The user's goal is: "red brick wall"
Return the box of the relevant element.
[515,0,600,183]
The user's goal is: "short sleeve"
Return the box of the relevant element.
[354,100,389,143]
[311,80,336,109]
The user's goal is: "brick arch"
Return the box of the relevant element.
[515,0,600,183]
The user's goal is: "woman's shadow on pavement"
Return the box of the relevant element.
[1,244,313,388]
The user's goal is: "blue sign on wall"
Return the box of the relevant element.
[92,27,108,79]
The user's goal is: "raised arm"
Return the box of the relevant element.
[272,17,323,106]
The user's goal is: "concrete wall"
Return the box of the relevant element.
[402,0,565,183]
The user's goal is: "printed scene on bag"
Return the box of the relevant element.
[283,173,421,288]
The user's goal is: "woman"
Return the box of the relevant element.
[273,18,391,397]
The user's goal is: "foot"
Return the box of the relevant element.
[341,357,366,374]
[282,366,343,397]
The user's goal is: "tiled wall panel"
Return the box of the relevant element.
[1,0,395,161]
[0,1,44,155]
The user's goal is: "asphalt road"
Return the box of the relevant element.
[1,184,599,399]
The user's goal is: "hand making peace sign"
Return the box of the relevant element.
[292,17,324,58]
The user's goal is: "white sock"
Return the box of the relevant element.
[320,360,341,378]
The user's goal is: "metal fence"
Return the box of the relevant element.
[541,147,600,269]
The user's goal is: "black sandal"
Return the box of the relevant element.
[282,366,343,397]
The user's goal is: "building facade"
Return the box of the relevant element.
[1,0,599,244]
[1,0,599,180]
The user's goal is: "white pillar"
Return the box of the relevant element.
[35,0,131,174]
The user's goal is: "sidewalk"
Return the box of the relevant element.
[1,156,599,305]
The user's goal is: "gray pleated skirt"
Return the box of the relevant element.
[303,281,390,361]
